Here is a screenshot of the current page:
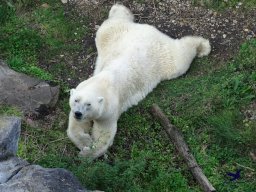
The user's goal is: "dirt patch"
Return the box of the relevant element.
[61,0,255,86]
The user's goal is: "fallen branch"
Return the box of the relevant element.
[150,104,216,192]
[235,162,255,172]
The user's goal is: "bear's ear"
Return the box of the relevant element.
[98,96,104,104]
[70,89,76,96]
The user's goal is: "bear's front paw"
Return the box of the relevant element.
[79,146,93,158]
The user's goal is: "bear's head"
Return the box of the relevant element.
[69,88,104,122]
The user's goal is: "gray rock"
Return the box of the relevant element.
[0,60,59,115]
[0,116,91,192]
[0,164,88,192]
[0,116,21,160]
[0,157,28,184]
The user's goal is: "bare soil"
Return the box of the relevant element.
[63,0,256,85]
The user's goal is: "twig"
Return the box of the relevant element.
[47,137,68,144]
[84,52,97,62]
[150,104,216,192]
[236,162,255,172]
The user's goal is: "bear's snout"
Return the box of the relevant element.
[74,111,82,119]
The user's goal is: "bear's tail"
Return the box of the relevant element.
[181,36,211,58]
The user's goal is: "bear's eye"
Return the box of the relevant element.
[75,99,79,103]
[86,103,91,107]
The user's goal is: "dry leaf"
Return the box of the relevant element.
[249,152,256,161]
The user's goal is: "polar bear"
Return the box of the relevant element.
[67,4,211,159]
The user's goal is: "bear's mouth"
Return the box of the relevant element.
[74,116,82,120]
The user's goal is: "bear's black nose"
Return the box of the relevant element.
[74,111,82,119]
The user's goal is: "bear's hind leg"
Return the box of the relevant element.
[180,36,211,58]
[169,36,211,79]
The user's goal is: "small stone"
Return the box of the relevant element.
[244,29,249,32]
[246,35,252,39]
[41,3,49,8]
[95,25,100,30]
[223,34,227,38]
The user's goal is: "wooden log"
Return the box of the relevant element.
[150,104,216,192]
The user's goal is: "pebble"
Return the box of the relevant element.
[223,34,227,38]
[247,35,252,39]
[41,3,50,8]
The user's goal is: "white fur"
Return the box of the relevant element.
[67,4,211,159]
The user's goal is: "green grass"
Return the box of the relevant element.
[0,1,256,192]
[0,0,86,80]
[0,105,22,117]
[16,39,256,192]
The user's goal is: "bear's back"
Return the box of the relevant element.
[95,19,180,113]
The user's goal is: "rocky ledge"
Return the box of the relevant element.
[0,60,59,116]
[0,116,89,192]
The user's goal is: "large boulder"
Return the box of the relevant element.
[0,157,29,184]
[0,60,59,115]
[0,116,90,192]
[0,116,21,160]
[0,164,87,192]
